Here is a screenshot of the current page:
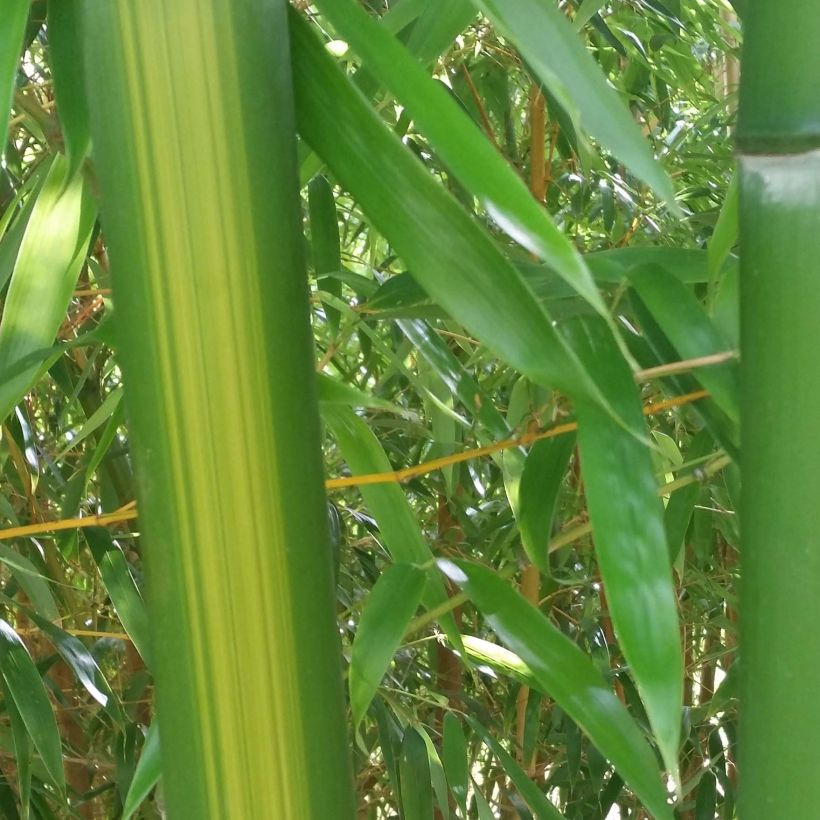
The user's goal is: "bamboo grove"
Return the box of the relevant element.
[0,1,812,818]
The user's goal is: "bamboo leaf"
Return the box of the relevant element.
[468,0,677,207]
[403,0,475,64]
[3,679,31,819]
[442,713,469,816]
[317,373,413,419]
[416,725,451,819]
[461,635,540,689]
[396,319,509,439]
[313,0,608,318]
[349,562,426,727]
[121,721,160,820]
[399,727,433,820]
[0,620,65,796]
[469,717,567,819]
[517,434,575,574]
[290,9,605,406]
[0,155,96,424]
[563,316,682,788]
[84,528,151,668]
[574,0,609,30]
[0,0,28,151]
[24,609,125,725]
[628,265,739,423]
[308,175,342,336]
[439,558,672,819]
[0,543,58,621]
[707,170,739,287]
[47,0,91,176]
[322,405,462,649]
[664,431,714,562]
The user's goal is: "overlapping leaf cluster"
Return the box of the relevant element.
[0,1,739,817]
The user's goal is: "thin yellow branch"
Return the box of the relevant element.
[0,390,709,541]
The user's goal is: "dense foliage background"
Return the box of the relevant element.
[0,1,743,817]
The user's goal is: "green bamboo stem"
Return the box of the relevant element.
[83,3,354,816]
[737,3,820,815]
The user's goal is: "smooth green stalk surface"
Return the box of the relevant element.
[83,3,354,816]
[739,4,820,812]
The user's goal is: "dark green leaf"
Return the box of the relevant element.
[518,434,575,574]
[0,0,29,151]
[469,0,677,207]
[439,558,672,819]
[563,316,682,787]
[442,713,469,815]
[290,9,606,406]
[399,726,433,820]
[350,562,426,727]
[0,620,64,795]
[469,717,567,819]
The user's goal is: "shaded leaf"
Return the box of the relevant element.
[399,727,433,820]
[469,716,567,819]
[439,558,672,819]
[442,713,469,816]
[350,562,426,727]
[469,0,677,206]
[0,620,64,795]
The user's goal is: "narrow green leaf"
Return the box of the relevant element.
[707,170,739,289]
[400,727,433,820]
[469,717,567,820]
[312,0,607,317]
[574,0,609,29]
[0,155,96,423]
[472,779,495,820]
[0,543,58,621]
[416,725,451,819]
[439,558,672,819]
[396,319,509,439]
[0,166,47,292]
[0,620,64,795]
[47,0,91,176]
[461,635,540,689]
[442,713,469,816]
[121,721,160,820]
[317,373,413,419]
[308,175,342,336]
[350,563,426,727]
[664,431,714,562]
[629,265,739,423]
[56,388,123,459]
[467,0,677,207]
[3,679,31,820]
[403,0,475,64]
[517,434,575,573]
[381,0,430,35]
[372,698,402,805]
[84,528,151,668]
[290,10,605,406]
[0,0,28,151]
[564,316,682,788]
[24,610,124,725]
[322,405,462,650]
